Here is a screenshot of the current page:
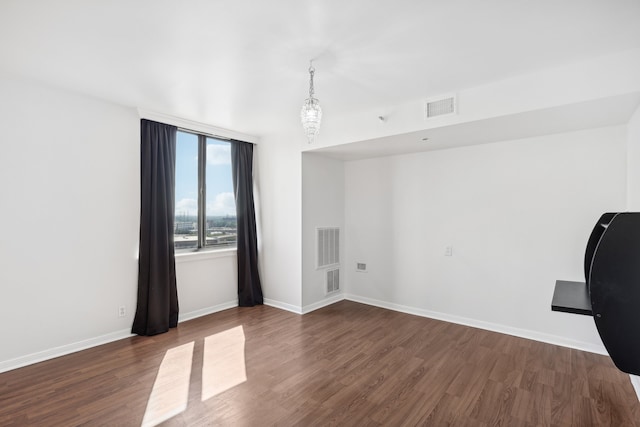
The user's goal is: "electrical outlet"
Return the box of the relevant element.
[118,306,126,317]
[445,246,453,256]
[356,262,367,272]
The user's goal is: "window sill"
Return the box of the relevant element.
[175,247,237,263]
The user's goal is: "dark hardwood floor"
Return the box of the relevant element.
[1,300,639,426]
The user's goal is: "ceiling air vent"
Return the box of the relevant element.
[425,94,457,119]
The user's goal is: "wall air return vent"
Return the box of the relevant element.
[317,227,340,268]
[326,268,340,294]
[425,94,457,119]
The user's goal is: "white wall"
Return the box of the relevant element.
[0,73,139,368]
[254,134,302,312]
[628,105,640,210]
[301,153,345,311]
[344,126,627,352]
[0,74,241,372]
[175,252,238,321]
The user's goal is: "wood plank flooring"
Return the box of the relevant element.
[1,300,639,426]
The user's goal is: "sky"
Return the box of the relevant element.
[175,131,236,218]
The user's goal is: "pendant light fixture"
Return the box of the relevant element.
[300,61,322,144]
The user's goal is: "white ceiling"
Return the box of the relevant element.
[313,92,640,161]
[1,0,640,138]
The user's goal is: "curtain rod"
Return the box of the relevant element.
[177,126,232,141]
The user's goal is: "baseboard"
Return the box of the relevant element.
[264,298,303,314]
[344,294,608,356]
[0,301,240,374]
[0,328,134,374]
[178,300,238,323]
[265,294,346,315]
[302,293,346,314]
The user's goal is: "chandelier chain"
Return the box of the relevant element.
[308,63,315,99]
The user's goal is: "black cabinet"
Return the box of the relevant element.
[552,212,640,375]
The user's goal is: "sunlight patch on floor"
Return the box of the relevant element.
[141,341,194,427]
[202,325,247,401]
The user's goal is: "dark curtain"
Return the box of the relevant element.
[230,140,264,306]
[132,119,179,336]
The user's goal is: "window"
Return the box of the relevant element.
[174,130,237,250]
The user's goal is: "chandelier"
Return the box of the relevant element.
[300,61,322,144]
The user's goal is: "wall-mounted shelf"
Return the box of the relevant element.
[551,280,592,316]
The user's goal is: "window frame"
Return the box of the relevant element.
[175,128,236,253]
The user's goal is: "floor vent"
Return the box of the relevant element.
[317,227,339,268]
[327,268,340,294]
[425,94,456,119]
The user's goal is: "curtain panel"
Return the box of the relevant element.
[132,119,179,336]
[230,140,264,306]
